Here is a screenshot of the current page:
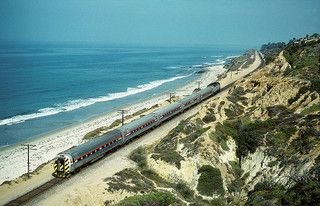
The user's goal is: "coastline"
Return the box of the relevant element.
[0,64,226,185]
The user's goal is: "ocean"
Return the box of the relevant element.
[0,44,243,147]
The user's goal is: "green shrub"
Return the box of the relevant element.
[245,179,320,206]
[224,103,244,118]
[197,165,224,196]
[227,179,245,194]
[130,147,148,168]
[215,122,238,137]
[189,196,227,206]
[154,132,178,153]
[174,181,194,201]
[202,114,216,123]
[218,101,225,114]
[209,131,229,151]
[300,104,320,115]
[151,151,184,169]
[140,169,171,188]
[228,161,243,177]
[105,168,155,193]
[153,121,189,168]
[172,120,189,135]
[116,192,175,206]
[181,127,210,144]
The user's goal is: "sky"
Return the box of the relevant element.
[0,0,319,47]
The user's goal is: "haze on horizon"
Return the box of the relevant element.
[0,0,319,47]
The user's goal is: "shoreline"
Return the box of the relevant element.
[0,64,226,185]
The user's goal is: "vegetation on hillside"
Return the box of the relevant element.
[197,165,225,196]
[260,42,286,64]
[106,34,320,206]
[116,192,176,206]
[283,39,320,94]
[245,178,320,206]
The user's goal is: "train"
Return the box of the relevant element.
[53,82,220,177]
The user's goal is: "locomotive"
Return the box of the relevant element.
[53,82,220,177]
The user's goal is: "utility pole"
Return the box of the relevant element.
[21,144,36,177]
[118,109,128,126]
[169,92,175,103]
[197,81,201,89]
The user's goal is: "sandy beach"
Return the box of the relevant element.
[0,51,262,205]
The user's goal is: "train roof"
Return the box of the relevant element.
[178,91,200,104]
[118,113,156,132]
[63,129,122,159]
[152,101,181,116]
[198,86,214,95]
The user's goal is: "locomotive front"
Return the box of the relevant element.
[53,153,73,177]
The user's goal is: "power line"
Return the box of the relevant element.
[197,81,202,89]
[118,109,128,126]
[21,144,36,177]
[169,92,175,103]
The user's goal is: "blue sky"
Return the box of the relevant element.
[0,0,319,47]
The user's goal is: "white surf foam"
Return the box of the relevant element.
[0,73,193,126]
[215,59,226,64]
[226,55,240,59]
[164,65,183,69]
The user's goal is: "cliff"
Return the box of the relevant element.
[104,37,320,206]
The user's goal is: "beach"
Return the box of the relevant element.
[0,51,262,205]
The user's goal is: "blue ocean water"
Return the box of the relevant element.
[0,44,243,146]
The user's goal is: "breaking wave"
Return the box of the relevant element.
[0,74,192,126]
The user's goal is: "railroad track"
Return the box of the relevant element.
[4,178,66,206]
[4,52,264,206]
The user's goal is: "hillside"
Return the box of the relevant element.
[104,36,320,206]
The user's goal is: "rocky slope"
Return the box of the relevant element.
[104,37,320,206]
